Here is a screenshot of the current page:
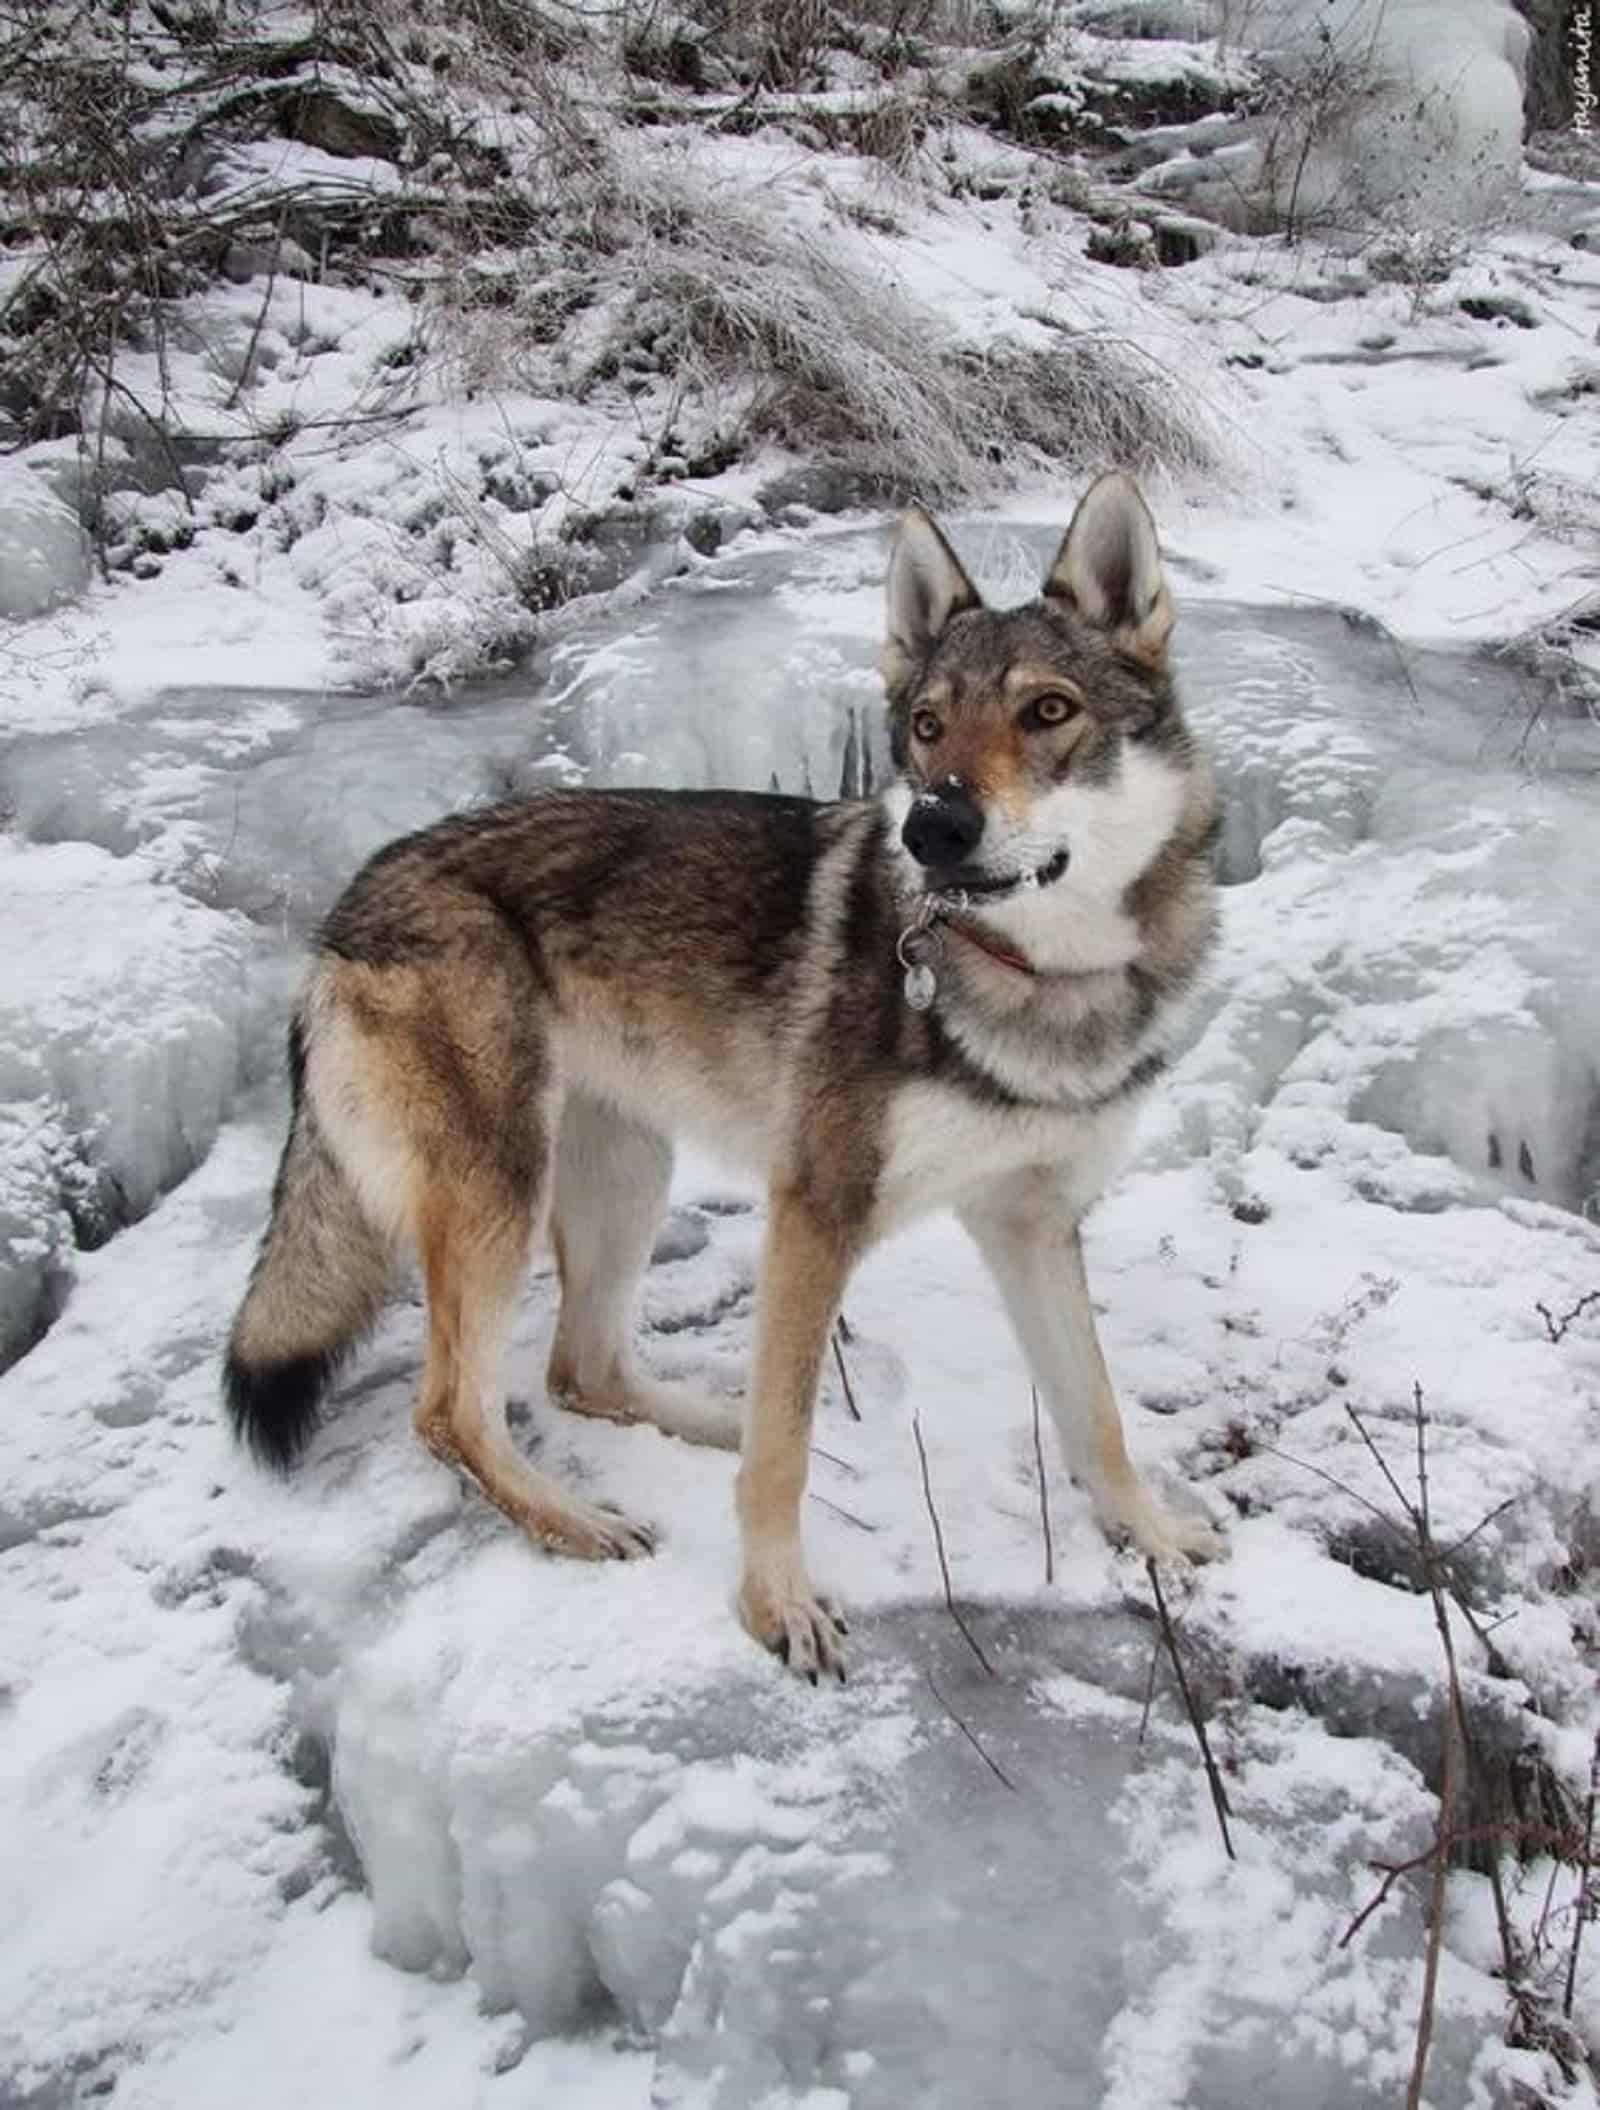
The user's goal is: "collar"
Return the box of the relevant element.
[896,848,1068,1008]
[944,915,1035,976]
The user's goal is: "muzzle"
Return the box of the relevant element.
[901,778,984,870]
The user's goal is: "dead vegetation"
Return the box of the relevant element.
[0,0,1229,603]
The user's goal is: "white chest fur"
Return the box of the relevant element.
[872,1083,1139,1238]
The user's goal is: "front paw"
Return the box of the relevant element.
[537,1500,657,1562]
[738,1556,848,1684]
[1108,1492,1226,1566]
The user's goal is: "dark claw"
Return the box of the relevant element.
[835,1664,847,1686]
[807,1668,818,1687]
[776,1632,790,1664]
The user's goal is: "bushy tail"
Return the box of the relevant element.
[224,1019,391,1471]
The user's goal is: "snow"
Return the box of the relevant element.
[2,27,1599,2103]
[3,542,1599,2102]
[1235,0,1527,217]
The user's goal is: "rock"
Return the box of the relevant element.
[279,88,402,162]
[757,463,892,517]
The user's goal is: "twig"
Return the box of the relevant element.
[1394,1386,1495,2109]
[1340,1843,1438,1950]
[1564,1728,1598,2020]
[1349,1818,1588,1956]
[1533,1850,1566,1967]
[1030,1385,1055,1587]
[1535,1289,1600,1346]
[911,1411,995,1677]
[223,209,286,413]
[925,1670,1016,1792]
[1269,1437,1519,1672]
[1343,1401,1415,1517]
[809,1442,861,1478]
[1146,1558,1235,1861]
[807,1491,878,1534]
[1259,1440,1397,1532]
[831,1322,862,1422]
[1438,1495,1519,1565]
[1412,1382,1431,1540]
[1408,1699,1455,2110]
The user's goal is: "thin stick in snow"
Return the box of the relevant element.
[911,1411,995,1678]
[1145,1557,1235,1862]
[1030,1385,1055,1587]
[807,1491,878,1534]
[925,1670,1017,1793]
[1535,1289,1600,1345]
[831,1321,862,1421]
[1564,1728,1598,2021]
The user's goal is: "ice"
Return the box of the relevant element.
[0,460,89,621]
[0,840,253,1364]
[2,521,1598,2104]
[1155,0,1527,227]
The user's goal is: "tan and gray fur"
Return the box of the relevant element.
[224,473,1222,1680]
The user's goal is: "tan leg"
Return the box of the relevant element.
[414,1181,655,1562]
[735,1182,856,1680]
[960,1173,1222,1563]
[545,1094,740,1451]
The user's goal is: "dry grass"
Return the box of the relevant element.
[552,157,1216,501]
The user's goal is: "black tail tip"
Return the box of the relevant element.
[223,1347,340,1473]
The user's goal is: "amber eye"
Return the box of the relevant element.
[1029,692,1080,728]
[911,708,943,744]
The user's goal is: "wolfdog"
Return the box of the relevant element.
[224,472,1222,1680]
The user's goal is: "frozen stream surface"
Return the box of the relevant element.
[1,520,1598,2107]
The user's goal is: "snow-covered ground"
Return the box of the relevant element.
[3,3,1600,2095]
[3,524,1599,2103]
[4,61,1599,725]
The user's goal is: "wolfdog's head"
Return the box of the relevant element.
[880,474,1192,902]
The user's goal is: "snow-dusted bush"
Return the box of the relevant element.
[523,157,1216,501]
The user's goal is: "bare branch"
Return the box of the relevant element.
[1030,1385,1055,1588]
[1146,1558,1235,1862]
[924,1670,1017,1792]
[831,1321,862,1422]
[1564,1728,1598,2020]
[911,1411,995,1678]
[1535,1289,1600,1346]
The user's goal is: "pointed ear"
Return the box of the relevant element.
[1044,473,1174,671]
[881,505,980,693]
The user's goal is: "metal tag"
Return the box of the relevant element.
[903,960,938,1011]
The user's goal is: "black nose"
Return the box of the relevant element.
[902,784,984,869]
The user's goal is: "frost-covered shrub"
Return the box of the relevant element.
[580,165,1215,501]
